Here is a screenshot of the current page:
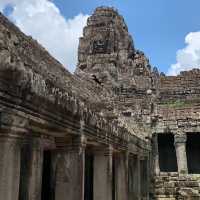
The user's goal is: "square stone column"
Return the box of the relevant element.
[0,136,21,200]
[93,145,113,200]
[128,154,141,200]
[174,133,188,174]
[140,157,149,200]
[115,152,128,200]
[152,134,160,175]
[54,136,86,200]
[19,138,43,200]
[137,155,141,200]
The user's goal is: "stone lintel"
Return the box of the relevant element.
[57,135,87,152]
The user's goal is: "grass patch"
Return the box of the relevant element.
[160,100,194,108]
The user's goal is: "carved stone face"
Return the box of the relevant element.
[92,39,109,54]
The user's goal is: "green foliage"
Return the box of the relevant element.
[160,100,194,108]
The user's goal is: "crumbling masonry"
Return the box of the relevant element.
[0,6,200,200]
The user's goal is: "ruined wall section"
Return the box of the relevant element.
[154,173,200,199]
[152,70,200,200]
[159,69,200,103]
[153,69,200,133]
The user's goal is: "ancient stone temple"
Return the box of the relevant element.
[0,6,200,200]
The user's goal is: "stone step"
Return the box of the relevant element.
[178,187,200,198]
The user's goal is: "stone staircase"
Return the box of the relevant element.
[153,173,200,200]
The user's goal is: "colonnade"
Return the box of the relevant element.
[0,134,150,200]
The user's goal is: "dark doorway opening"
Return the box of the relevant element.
[42,150,53,200]
[158,134,178,172]
[84,152,94,200]
[187,133,200,174]
[19,145,31,200]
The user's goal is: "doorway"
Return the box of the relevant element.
[42,150,54,200]
[84,151,94,200]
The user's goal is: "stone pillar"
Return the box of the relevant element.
[146,157,150,200]
[93,146,113,200]
[152,134,160,175]
[28,140,43,200]
[128,154,135,200]
[128,154,141,200]
[19,138,44,200]
[54,136,86,200]
[137,155,141,200]
[0,136,21,200]
[115,152,128,200]
[174,133,188,174]
[140,157,149,200]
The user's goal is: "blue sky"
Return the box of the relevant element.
[1,0,200,75]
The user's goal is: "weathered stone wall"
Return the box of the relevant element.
[152,71,200,199]
[159,69,200,103]
[154,173,200,199]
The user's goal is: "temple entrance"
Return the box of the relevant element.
[42,150,53,200]
[84,151,94,200]
[187,133,200,174]
[158,134,178,172]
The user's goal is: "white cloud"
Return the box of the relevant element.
[0,0,89,72]
[168,31,200,75]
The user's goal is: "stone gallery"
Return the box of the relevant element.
[0,6,200,200]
